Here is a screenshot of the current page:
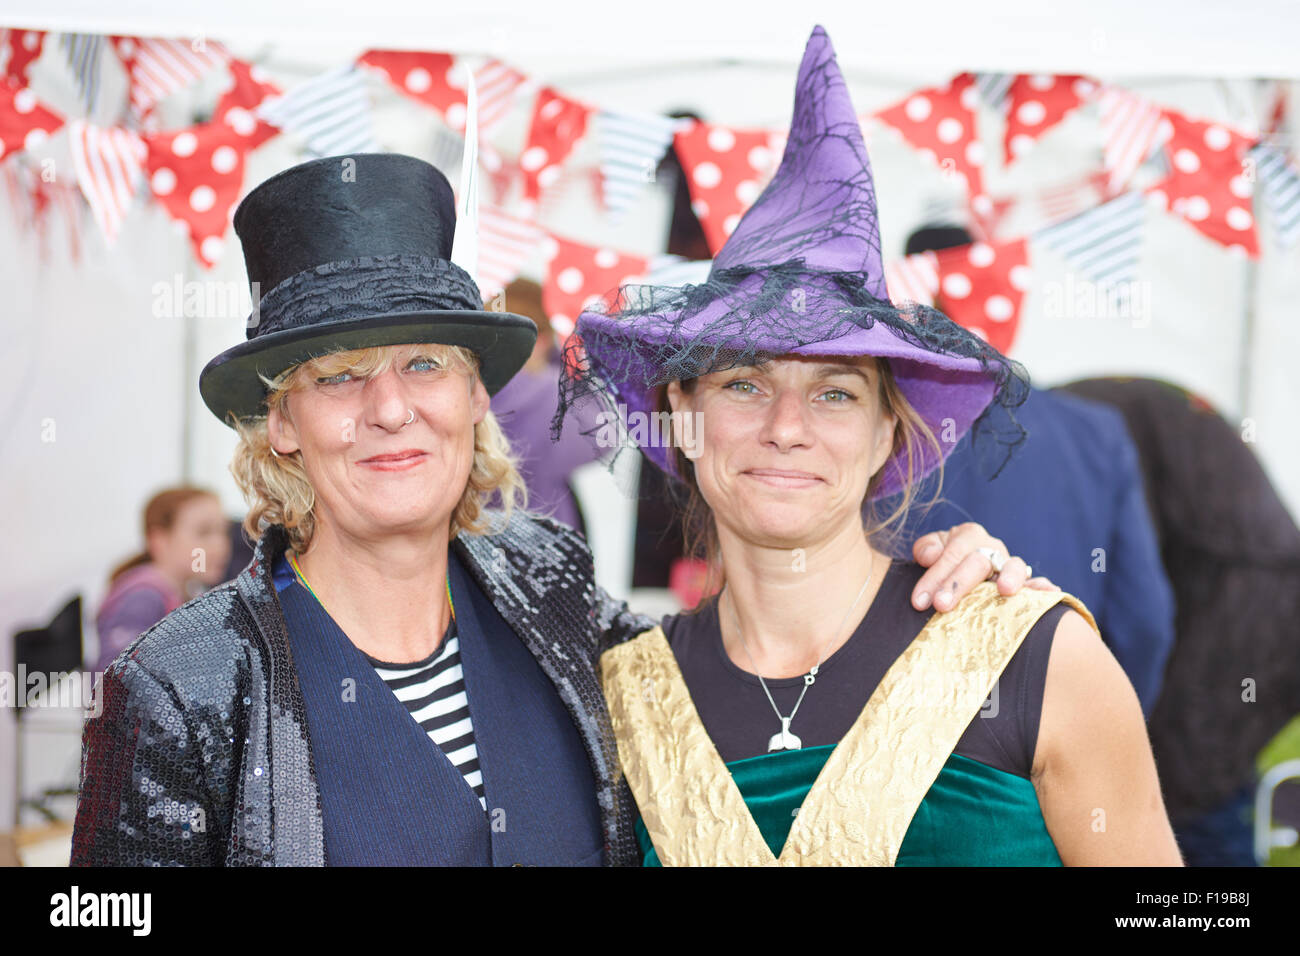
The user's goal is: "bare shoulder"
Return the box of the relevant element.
[1032,606,1143,775]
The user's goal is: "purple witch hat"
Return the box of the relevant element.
[555,26,1028,499]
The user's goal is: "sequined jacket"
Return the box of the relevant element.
[71,512,652,866]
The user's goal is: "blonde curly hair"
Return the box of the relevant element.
[229,343,526,554]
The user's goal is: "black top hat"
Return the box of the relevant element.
[198,153,537,425]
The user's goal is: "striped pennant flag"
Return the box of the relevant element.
[1036,191,1145,298]
[475,59,530,133]
[974,73,1014,114]
[477,204,544,300]
[1098,87,1171,194]
[67,120,147,244]
[430,124,465,178]
[59,34,104,114]
[642,253,712,287]
[885,251,940,307]
[1035,170,1110,223]
[597,110,683,220]
[1250,141,1300,250]
[111,37,231,123]
[257,64,379,157]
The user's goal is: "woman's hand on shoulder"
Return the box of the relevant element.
[911,522,1058,612]
[1031,608,1183,866]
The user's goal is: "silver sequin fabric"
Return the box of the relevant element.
[70,512,652,866]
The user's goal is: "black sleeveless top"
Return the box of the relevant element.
[661,559,1070,776]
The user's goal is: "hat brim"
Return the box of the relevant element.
[199,309,537,425]
[574,276,1003,498]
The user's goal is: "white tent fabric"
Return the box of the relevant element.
[10,0,1300,79]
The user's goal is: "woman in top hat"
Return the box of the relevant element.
[71,149,1045,865]
[561,27,1183,866]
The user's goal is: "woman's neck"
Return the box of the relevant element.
[715,520,890,679]
[288,519,453,664]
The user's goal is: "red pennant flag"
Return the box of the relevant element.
[0,81,63,160]
[932,237,1030,354]
[358,50,470,130]
[1003,74,1096,164]
[215,58,282,151]
[521,88,591,202]
[1,29,44,85]
[145,123,250,268]
[875,74,987,214]
[542,234,648,341]
[1147,111,1258,257]
[673,120,783,255]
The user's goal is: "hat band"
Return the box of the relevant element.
[247,254,484,340]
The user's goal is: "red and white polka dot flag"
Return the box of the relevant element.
[874,74,987,218]
[1003,74,1097,164]
[144,123,249,268]
[673,120,784,256]
[0,81,63,161]
[521,88,592,203]
[541,233,649,342]
[1147,110,1258,257]
[357,50,469,130]
[1,29,44,85]
[215,58,282,152]
[932,237,1031,354]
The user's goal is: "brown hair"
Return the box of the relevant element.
[228,344,526,555]
[109,487,220,586]
[664,357,945,606]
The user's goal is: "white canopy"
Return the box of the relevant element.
[10,0,1300,80]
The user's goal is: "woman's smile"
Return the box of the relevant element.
[357,448,431,472]
[741,468,824,489]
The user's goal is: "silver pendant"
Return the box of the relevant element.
[767,716,802,752]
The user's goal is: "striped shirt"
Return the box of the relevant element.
[366,618,487,811]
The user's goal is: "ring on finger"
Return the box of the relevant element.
[976,546,1005,579]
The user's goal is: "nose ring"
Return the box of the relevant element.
[404,408,415,426]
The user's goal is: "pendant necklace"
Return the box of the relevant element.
[726,557,874,752]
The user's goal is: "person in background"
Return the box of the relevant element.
[222,517,256,582]
[891,223,1176,716]
[1062,376,1300,866]
[488,278,601,532]
[94,486,232,673]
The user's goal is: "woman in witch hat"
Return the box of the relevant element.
[71,112,1044,867]
[561,27,1183,865]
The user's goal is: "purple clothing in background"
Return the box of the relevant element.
[491,358,602,531]
[94,563,182,673]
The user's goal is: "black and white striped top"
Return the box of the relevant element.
[366,619,487,811]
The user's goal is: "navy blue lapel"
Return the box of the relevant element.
[278,564,490,865]
[448,551,605,866]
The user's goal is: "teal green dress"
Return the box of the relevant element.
[634,745,1062,866]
